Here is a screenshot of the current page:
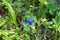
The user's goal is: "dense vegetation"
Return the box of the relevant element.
[0,0,60,40]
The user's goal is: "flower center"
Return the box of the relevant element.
[29,20,32,22]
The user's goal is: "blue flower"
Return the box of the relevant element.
[26,18,34,25]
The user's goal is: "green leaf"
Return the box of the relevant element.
[5,0,11,3]
[3,0,16,24]
[49,9,54,15]
[25,33,30,40]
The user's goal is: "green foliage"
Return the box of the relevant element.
[0,0,60,40]
[3,0,16,24]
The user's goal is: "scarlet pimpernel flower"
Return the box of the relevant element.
[26,18,34,25]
